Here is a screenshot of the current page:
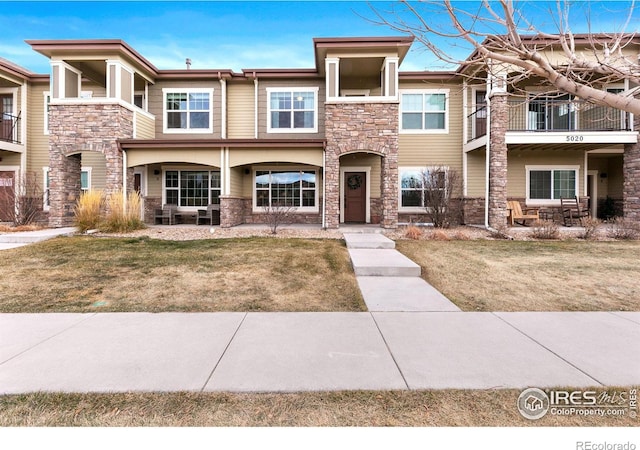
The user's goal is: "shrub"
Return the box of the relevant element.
[420,166,463,228]
[262,203,297,234]
[607,217,640,240]
[101,190,145,233]
[531,220,560,240]
[579,217,602,240]
[0,171,44,226]
[74,190,104,232]
[404,225,423,240]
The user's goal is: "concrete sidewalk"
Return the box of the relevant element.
[0,227,75,250]
[0,311,637,393]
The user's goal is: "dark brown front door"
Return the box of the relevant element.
[0,171,15,221]
[344,172,366,223]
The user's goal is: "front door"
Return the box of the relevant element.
[0,171,15,221]
[344,172,366,223]
[1,94,14,142]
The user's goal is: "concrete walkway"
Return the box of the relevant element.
[0,227,75,250]
[344,233,460,312]
[0,311,637,393]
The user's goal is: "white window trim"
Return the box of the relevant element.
[43,166,91,211]
[252,166,319,213]
[399,89,449,134]
[266,87,319,134]
[398,166,449,212]
[162,88,214,134]
[161,166,221,211]
[525,165,580,206]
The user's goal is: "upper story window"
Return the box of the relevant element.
[400,90,449,133]
[163,88,214,133]
[267,88,318,133]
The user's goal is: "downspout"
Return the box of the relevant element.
[20,82,27,176]
[462,80,468,198]
[253,74,258,139]
[484,93,491,229]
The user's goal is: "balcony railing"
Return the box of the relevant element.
[0,112,21,144]
[467,99,631,142]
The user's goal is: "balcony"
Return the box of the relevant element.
[0,112,21,145]
[466,99,636,147]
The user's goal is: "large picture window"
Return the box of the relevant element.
[267,88,318,133]
[164,170,220,207]
[399,167,446,209]
[527,166,578,203]
[400,90,448,133]
[254,170,317,209]
[163,89,213,133]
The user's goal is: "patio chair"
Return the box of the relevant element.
[561,196,589,227]
[196,204,220,226]
[507,200,540,226]
[154,204,181,225]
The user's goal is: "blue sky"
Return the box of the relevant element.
[1,1,639,74]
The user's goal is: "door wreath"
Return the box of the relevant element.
[347,174,363,190]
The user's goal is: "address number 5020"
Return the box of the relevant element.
[566,135,584,142]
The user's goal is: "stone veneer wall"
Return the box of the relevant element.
[624,110,640,221]
[488,93,508,228]
[144,196,162,223]
[324,102,399,229]
[462,198,485,225]
[48,103,134,227]
[240,199,322,224]
[220,196,245,228]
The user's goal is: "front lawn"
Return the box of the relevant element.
[0,236,365,313]
[396,240,640,311]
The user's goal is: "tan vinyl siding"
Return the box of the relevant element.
[134,110,155,139]
[147,164,162,197]
[121,68,132,103]
[229,166,244,197]
[0,151,22,166]
[229,148,323,167]
[148,80,222,139]
[605,155,624,198]
[26,82,50,177]
[340,153,381,197]
[507,149,585,198]
[466,150,487,197]
[227,82,255,138]
[127,148,221,168]
[257,79,325,139]
[82,152,107,189]
[65,69,78,98]
[398,81,463,172]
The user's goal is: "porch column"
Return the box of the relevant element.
[48,152,81,228]
[380,154,398,228]
[623,110,640,221]
[324,150,340,229]
[488,92,509,228]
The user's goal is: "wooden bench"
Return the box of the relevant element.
[154,204,181,225]
[507,201,540,226]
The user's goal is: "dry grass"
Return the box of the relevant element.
[0,236,364,313]
[0,224,45,233]
[396,240,640,311]
[0,389,635,427]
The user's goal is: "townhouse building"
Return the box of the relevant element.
[0,35,638,229]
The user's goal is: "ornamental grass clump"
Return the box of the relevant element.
[101,190,145,233]
[73,190,104,232]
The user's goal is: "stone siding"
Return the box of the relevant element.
[623,111,640,221]
[220,196,245,228]
[48,103,134,227]
[325,102,399,229]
